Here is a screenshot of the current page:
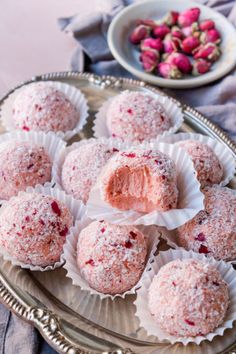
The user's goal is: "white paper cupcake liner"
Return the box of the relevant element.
[0,81,89,141]
[160,186,236,264]
[63,219,161,300]
[156,132,236,187]
[93,91,183,141]
[134,248,236,346]
[87,142,204,229]
[0,130,66,204]
[52,136,129,196]
[0,184,86,272]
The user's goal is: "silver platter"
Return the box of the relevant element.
[0,72,236,354]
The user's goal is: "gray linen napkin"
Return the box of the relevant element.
[59,0,236,140]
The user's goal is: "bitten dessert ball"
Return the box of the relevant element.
[177,140,223,187]
[61,140,118,203]
[0,192,73,266]
[12,83,79,133]
[105,91,171,142]
[148,259,229,337]
[100,149,178,213]
[0,141,52,200]
[178,185,236,261]
[77,221,147,294]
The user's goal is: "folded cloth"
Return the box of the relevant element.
[59,0,236,141]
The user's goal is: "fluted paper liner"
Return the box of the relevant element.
[134,248,236,345]
[62,219,160,300]
[156,132,236,187]
[87,142,204,229]
[52,137,129,197]
[93,91,184,141]
[0,81,89,141]
[160,187,236,264]
[0,184,86,271]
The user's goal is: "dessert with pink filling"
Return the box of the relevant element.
[100,148,178,213]
[12,82,79,133]
[105,91,171,142]
[0,141,52,200]
[148,259,229,337]
[77,220,147,294]
[61,140,118,203]
[177,140,223,187]
[178,185,236,261]
[0,192,73,267]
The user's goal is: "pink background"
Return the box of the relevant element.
[0,0,98,97]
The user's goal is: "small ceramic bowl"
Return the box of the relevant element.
[108,0,236,89]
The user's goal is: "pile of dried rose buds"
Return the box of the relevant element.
[129,7,221,79]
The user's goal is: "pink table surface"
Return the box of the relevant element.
[0,0,98,98]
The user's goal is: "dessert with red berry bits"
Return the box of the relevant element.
[0,192,73,266]
[0,141,52,200]
[61,139,118,203]
[105,91,171,142]
[77,220,147,294]
[178,185,236,260]
[100,148,178,213]
[177,139,223,187]
[12,82,79,132]
[148,259,229,336]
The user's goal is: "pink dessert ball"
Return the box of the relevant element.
[61,140,118,203]
[77,220,147,294]
[0,192,73,266]
[100,148,178,213]
[148,259,229,337]
[178,185,236,261]
[0,141,52,200]
[177,140,223,187]
[12,82,79,133]
[105,91,172,143]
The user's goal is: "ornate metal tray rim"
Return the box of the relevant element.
[0,71,236,354]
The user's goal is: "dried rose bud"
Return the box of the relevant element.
[136,18,158,29]
[163,34,181,54]
[129,25,150,45]
[158,62,183,79]
[193,43,221,62]
[200,29,221,44]
[171,26,183,39]
[153,24,171,39]
[182,22,199,37]
[199,19,215,31]
[141,37,163,52]
[163,11,179,26]
[181,36,200,54]
[166,52,192,74]
[192,59,212,75]
[140,50,160,72]
[178,7,200,28]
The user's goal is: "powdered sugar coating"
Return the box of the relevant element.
[0,141,51,200]
[177,140,223,187]
[61,140,117,203]
[12,82,79,132]
[178,185,236,261]
[77,220,147,294]
[0,192,73,266]
[100,148,178,213]
[106,91,171,143]
[148,259,229,337]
